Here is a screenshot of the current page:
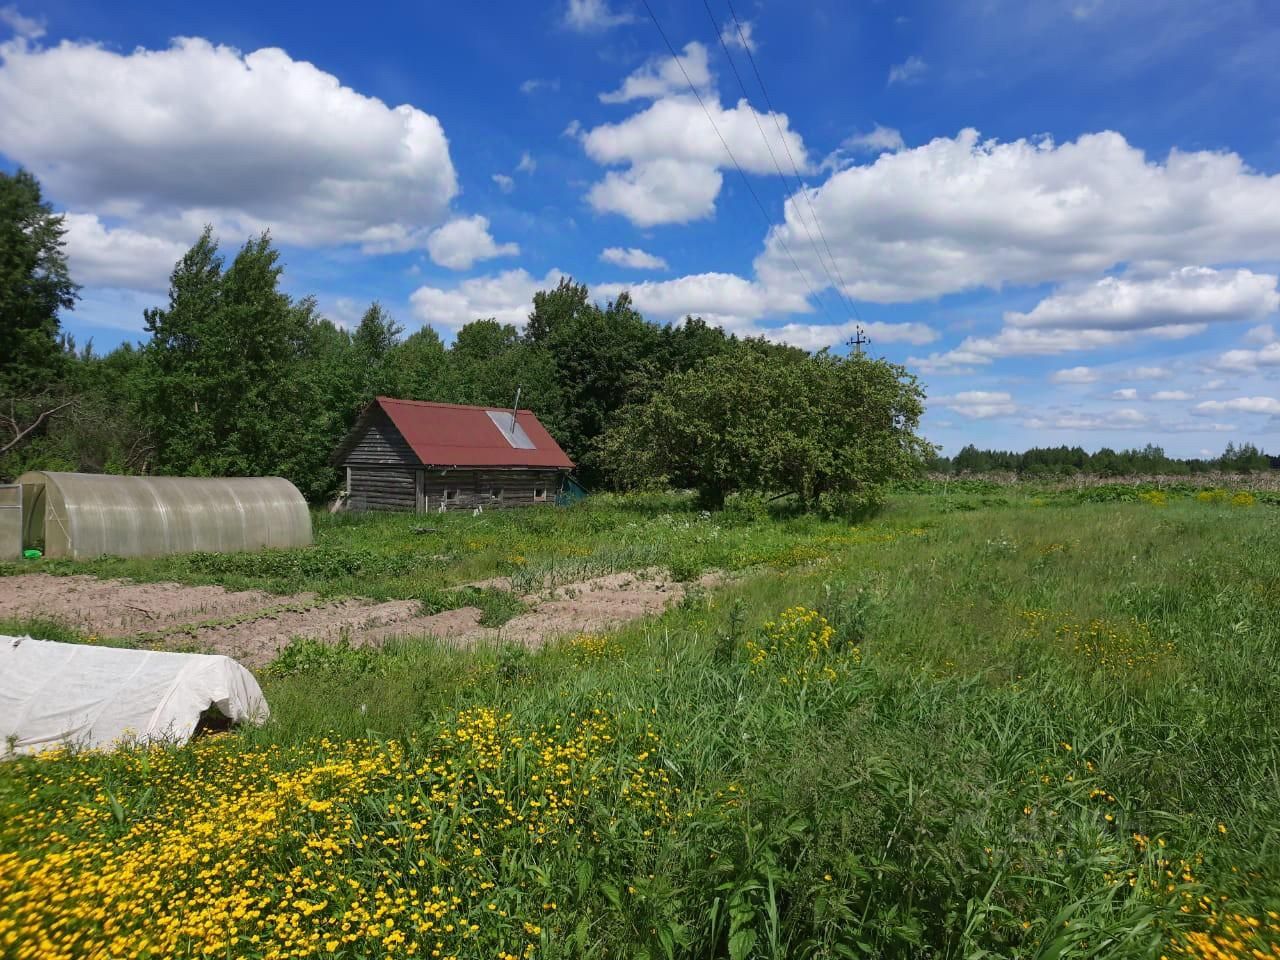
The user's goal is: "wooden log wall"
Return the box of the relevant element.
[347,467,416,511]
[420,469,561,512]
[346,466,562,513]
[344,410,417,466]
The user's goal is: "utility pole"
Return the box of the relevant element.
[847,325,870,356]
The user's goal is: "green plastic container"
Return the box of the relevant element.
[23,548,41,560]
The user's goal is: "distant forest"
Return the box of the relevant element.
[929,442,1275,477]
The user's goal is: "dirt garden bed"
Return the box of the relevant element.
[1,568,722,667]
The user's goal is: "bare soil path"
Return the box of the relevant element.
[0,568,721,667]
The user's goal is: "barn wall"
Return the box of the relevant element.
[344,409,417,466]
[347,467,416,511]
[345,466,562,513]
[421,469,562,512]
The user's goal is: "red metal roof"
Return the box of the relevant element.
[374,397,574,469]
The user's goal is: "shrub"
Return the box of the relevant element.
[268,636,383,678]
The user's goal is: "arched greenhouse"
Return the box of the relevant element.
[15,472,312,560]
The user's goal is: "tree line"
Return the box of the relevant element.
[930,442,1274,477]
[1,168,928,512]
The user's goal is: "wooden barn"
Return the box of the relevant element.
[331,397,575,512]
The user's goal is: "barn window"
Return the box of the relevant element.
[490,487,503,500]
[533,486,547,502]
[443,489,459,503]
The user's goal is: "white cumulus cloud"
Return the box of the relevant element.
[62,213,187,291]
[597,273,935,348]
[0,34,458,253]
[1195,397,1280,416]
[1111,388,1138,400]
[425,216,519,271]
[910,324,1199,374]
[887,56,927,86]
[587,158,724,226]
[908,266,1272,372]
[1005,267,1279,331]
[584,63,808,226]
[409,268,568,332]
[845,124,906,154]
[564,0,636,31]
[757,129,1280,304]
[594,272,809,329]
[1050,365,1100,383]
[1024,409,1150,430]
[755,319,937,351]
[938,390,1017,419]
[0,5,43,38]
[1213,342,1280,371]
[600,247,669,270]
[599,41,711,104]
[1151,390,1193,401]
[720,19,757,52]
[1244,323,1276,345]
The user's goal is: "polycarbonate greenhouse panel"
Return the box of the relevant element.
[0,484,20,561]
[15,472,312,560]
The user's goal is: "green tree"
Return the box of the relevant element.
[439,319,568,440]
[385,326,447,401]
[598,348,929,511]
[542,291,661,476]
[351,302,403,401]
[139,229,342,499]
[525,278,590,346]
[0,169,80,462]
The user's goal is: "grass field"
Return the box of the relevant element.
[2,488,1279,959]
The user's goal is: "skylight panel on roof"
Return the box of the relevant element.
[486,411,537,449]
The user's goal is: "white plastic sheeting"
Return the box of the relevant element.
[0,636,269,756]
[17,471,312,560]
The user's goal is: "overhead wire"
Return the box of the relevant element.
[637,0,839,326]
[723,0,866,328]
[698,0,850,315]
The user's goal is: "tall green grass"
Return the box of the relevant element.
[3,494,1279,958]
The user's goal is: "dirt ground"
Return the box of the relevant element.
[0,568,721,667]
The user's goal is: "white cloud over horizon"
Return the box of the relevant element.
[938,390,1017,419]
[757,129,1280,305]
[1005,267,1278,331]
[1195,396,1280,416]
[409,268,569,331]
[909,266,1276,372]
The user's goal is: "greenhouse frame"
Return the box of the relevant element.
[16,472,312,560]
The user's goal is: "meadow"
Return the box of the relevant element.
[2,487,1279,959]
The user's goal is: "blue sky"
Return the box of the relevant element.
[2,0,1279,455]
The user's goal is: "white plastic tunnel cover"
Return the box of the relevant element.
[0,636,269,757]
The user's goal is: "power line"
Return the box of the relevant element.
[636,0,838,327]
[723,0,865,329]
[698,0,850,316]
